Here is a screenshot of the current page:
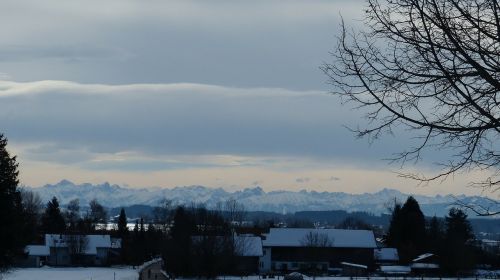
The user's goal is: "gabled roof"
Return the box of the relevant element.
[191,235,263,257]
[25,245,50,256]
[341,262,368,269]
[412,253,434,263]
[262,228,377,248]
[411,263,439,269]
[235,235,263,257]
[374,248,399,261]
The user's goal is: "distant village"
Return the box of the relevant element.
[13,191,500,279]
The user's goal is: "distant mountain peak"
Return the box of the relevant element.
[27,181,498,217]
[58,179,75,185]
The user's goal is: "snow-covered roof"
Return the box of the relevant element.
[380,265,411,274]
[25,245,50,256]
[191,235,263,257]
[262,228,377,248]
[45,234,112,255]
[374,248,399,261]
[235,236,263,257]
[411,263,439,269]
[412,253,434,263]
[340,262,368,269]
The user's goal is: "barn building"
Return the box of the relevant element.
[258,228,377,275]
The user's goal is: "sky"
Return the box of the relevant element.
[0,0,494,197]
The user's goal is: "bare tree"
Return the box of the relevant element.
[65,235,88,265]
[322,0,500,215]
[224,198,246,227]
[65,199,80,231]
[89,199,107,231]
[19,188,43,243]
[300,231,333,277]
[153,198,173,232]
[20,188,43,217]
[337,217,372,230]
[301,231,333,248]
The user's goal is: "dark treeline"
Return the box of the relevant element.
[385,196,500,275]
[108,205,500,235]
[12,187,253,277]
[1,133,499,276]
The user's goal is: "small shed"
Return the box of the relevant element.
[341,262,368,276]
[20,245,50,267]
[411,253,439,275]
[374,248,399,264]
[379,265,411,276]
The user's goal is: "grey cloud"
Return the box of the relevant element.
[0,45,130,63]
[295,177,311,183]
[0,81,405,165]
[0,0,365,90]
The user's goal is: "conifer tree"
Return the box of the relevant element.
[441,208,476,273]
[427,216,443,254]
[386,203,402,247]
[386,196,426,262]
[117,208,128,237]
[0,134,24,269]
[41,197,66,233]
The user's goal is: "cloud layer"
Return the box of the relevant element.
[0,0,365,89]
[0,1,491,196]
[2,80,396,162]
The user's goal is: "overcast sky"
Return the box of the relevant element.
[0,0,491,196]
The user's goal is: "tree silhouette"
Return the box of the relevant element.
[117,208,128,238]
[89,199,107,231]
[0,134,24,269]
[441,208,476,274]
[386,196,426,262]
[323,0,500,214]
[41,197,66,234]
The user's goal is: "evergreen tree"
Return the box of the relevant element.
[445,208,474,243]
[0,134,24,269]
[117,208,128,237]
[441,208,476,274]
[167,206,196,276]
[386,196,426,263]
[41,197,66,233]
[386,203,402,247]
[130,219,141,265]
[426,216,443,254]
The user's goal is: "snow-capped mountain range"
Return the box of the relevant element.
[26,180,498,217]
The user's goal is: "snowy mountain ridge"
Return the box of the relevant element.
[26,180,497,216]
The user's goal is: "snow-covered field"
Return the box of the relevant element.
[2,270,499,280]
[207,276,498,280]
[0,266,138,280]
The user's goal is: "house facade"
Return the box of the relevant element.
[22,234,121,267]
[258,228,377,275]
